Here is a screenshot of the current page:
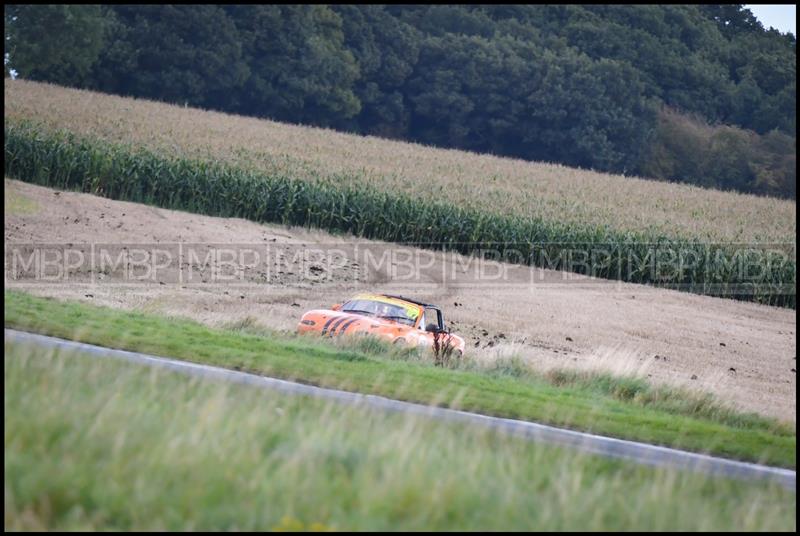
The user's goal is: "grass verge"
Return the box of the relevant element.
[5,342,796,530]
[3,290,796,468]
[227,316,790,433]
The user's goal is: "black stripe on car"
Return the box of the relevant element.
[335,318,359,336]
[326,317,349,337]
[320,317,337,336]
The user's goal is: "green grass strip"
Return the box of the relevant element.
[4,290,795,468]
[6,343,795,530]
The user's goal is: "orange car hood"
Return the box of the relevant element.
[305,309,416,334]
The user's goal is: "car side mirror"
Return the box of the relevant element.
[426,323,439,333]
[332,303,342,311]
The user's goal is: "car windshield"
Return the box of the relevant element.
[341,299,418,326]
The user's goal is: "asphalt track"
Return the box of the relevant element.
[5,327,796,491]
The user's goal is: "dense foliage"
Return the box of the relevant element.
[4,4,796,198]
[5,121,795,307]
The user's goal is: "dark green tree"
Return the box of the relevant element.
[88,5,249,109]
[225,5,360,126]
[332,5,420,137]
[5,4,110,85]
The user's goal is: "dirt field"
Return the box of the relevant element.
[5,178,796,422]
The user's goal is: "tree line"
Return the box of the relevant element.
[5,4,796,198]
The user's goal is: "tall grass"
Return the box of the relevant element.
[5,343,796,531]
[5,121,794,307]
[322,333,788,432]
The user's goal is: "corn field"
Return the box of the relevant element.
[6,79,796,245]
[4,120,795,308]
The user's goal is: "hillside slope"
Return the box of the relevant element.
[4,80,795,244]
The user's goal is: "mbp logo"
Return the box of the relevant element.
[4,241,795,298]
[6,245,90,282]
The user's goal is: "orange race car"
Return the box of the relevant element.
[297,293,466,357]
